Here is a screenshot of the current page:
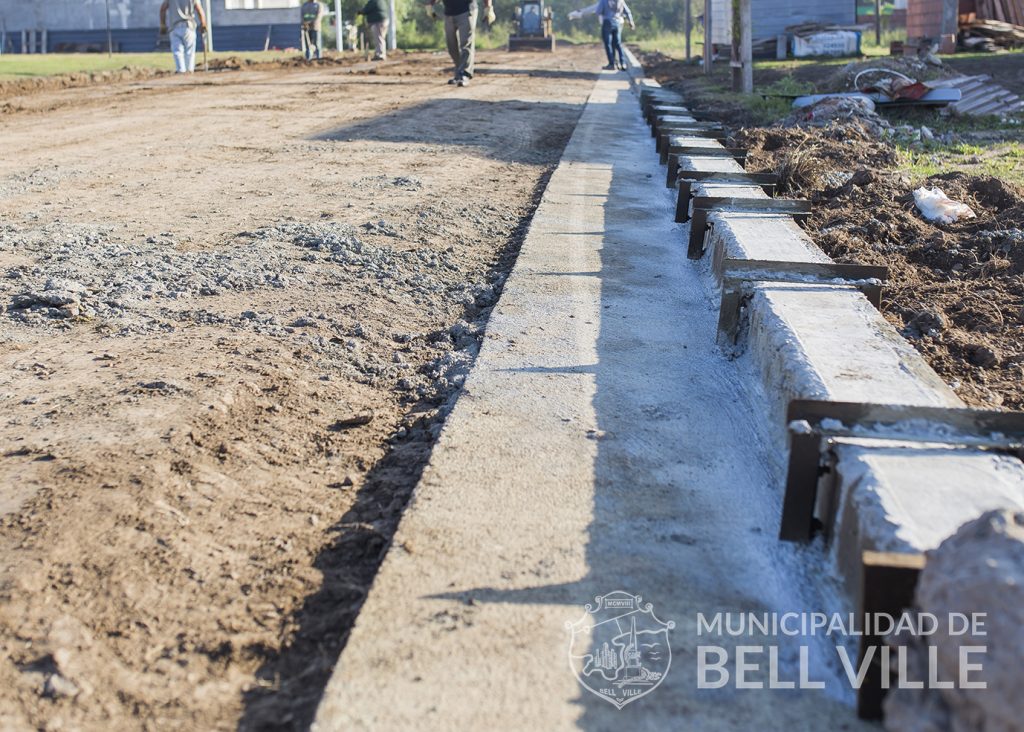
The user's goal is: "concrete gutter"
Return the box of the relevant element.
[313,65,874,731]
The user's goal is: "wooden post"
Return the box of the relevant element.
[730,0,752,92]
[204,0,213,52]
[388,0,397,50]
[685,0,692,60]
[740,0,752,93]
[105,0,113,57]
[731,0,740,91]
[875,0,882,45]
[703,0,712,74]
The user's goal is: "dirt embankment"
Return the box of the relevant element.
[0,47,600,731]
[0,51,424,114]
[642,53,1024,410]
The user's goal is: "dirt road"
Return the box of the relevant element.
[0,47,601,730]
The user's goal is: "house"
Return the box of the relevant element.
[707,0,857,47]
[0,0,327,53]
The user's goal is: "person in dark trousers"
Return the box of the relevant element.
[361,0,390,60]
[568,0,635,70]
[301,0,326,60]
[428,0,493,86]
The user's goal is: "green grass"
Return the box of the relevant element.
[885,107,1017,134]
[0,51,296,80]
[896,140,1024,184]
[632,30,705,58]
[744,76,814,122]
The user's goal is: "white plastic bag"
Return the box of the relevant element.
[913,187,976,225]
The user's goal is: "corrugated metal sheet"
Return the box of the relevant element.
[928,74,1024,115]
[708,0,856,44]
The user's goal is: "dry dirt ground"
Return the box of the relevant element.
[644,53,1024,410]
[0,46,602,730]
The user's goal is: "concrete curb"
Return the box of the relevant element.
[312,59,876,732]
[635,76,1024,606]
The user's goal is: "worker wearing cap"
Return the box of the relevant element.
[160,0,207,73]
[301,0,327,60]
[360,0,389,61]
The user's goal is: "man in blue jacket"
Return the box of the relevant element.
[568,0,636,71]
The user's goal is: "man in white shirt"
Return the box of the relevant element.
[160,0,208,73]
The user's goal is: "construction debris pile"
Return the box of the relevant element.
[783,96,892,136]
[827,58,1024,117]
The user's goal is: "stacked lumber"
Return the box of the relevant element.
[974,0,1024,26]
[961,18,1024,48]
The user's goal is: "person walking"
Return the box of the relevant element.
[159,0,207,74]
[301,0,326,60]
[428,0,494,86]
[568,0,635,71]
[360,0,390,61]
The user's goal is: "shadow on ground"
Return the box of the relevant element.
[311,98,585,164]
[476,66,602,81]
[236,166,563,732]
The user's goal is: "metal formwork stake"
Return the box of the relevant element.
[657,126,726,154]
[857,551,926,721]
[675,172,778,223]
[716,258,889,345]
[687,196,807,259]
[779,400,1024,543]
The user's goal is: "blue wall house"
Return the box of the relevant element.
[707,0,857,47]
[0,0,320,53]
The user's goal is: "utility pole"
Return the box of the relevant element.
[874,0,882,45]
[334,0,343,51]
[740,0,751,93]
[388,0,397,50]
[204,0,213,52]
[730,0,739,90]
[730,0,751,93]
[703,0,712,74]
[105,0,113,57]
[685,0,691,60]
